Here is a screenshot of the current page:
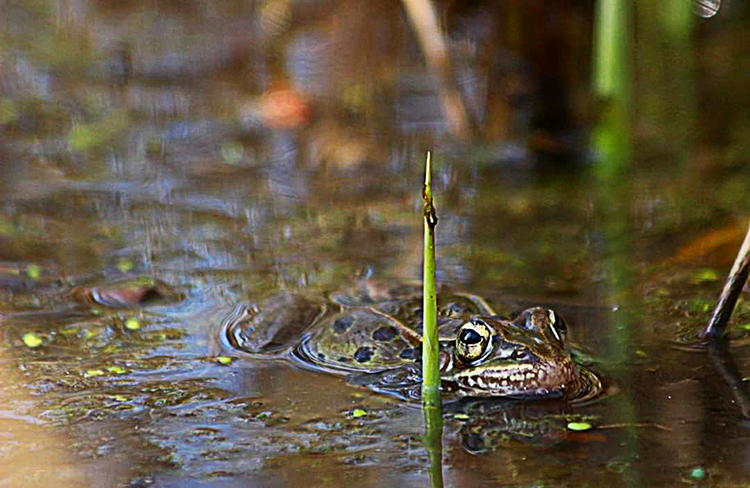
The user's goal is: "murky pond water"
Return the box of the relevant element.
[3,1,750,486]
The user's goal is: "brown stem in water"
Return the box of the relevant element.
[401,0,473,139]
[701,221,750,340]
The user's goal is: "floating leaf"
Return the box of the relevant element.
[116,258,134,272]
[84,369,105,378]
[452,413,470,420]
[216,356,233,365]
[351,408,367,418]
[688,298,712,313]
[689,467,706,479]
[22,332,43,348]
[25,264,42,280]
[221,141,244,165]
[107,365,127,374]
[258,89,311,129]
[124,318,142,330]
[690,268,719,284]
[672,223,744,264]
[113,395,128,402]
[67,110,128,151]
[567,421,592,431]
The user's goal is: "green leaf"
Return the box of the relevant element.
[124,318,142,330]
[22,332,43,348]
[25,265,42,280]
[116,258,134,272]
[221,141,244,165]
[567,421,593,431]
[351,408,367,418]
[690,268,719,284]
[67,111,128,151]
[107,366,127,374]
[689,467,706,479]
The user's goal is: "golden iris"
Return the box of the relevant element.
[455,318,493,363]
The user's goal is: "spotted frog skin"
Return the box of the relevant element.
[222,281,601,401]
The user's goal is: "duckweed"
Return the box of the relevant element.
[22,332,43,348]
[84,369,106,378]
[351,408,367,418]
[25,264,42,279]
[125,318,142,330]
[567,421,592,431]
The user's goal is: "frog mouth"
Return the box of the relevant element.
[450,363,560,397]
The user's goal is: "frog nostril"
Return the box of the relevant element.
[510,349,529,361]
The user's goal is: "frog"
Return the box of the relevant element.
[221,280,602,402]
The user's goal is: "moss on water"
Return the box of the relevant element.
[22,332,44,348]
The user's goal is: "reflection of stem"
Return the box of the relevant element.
[701,222,750,340]
[597,422,671,431]
[401,0,472,139]
[592,2,643,486]
[422,402,444,488]
[707,337,750,418]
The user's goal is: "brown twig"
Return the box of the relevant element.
[596,422,672,432]
[400,0,473,139]
[701,220,750,340]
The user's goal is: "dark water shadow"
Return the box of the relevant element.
[707,337,750,418]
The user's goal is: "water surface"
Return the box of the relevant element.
[2,1,750,486]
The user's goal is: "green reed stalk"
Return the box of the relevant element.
[421,151,443,488]
[592,2,642,486]
[421,152,440,406]
[593,0,627,100]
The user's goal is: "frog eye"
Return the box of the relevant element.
[455,319,493,364]
[546,309,567,342]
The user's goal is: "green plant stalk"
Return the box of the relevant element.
[592,2,641,485]
[421,152,440,407]
[593,0,628,99]
[421,151,443,487]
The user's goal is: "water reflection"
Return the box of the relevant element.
[422,403,444,488]
[708,338,750,418]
